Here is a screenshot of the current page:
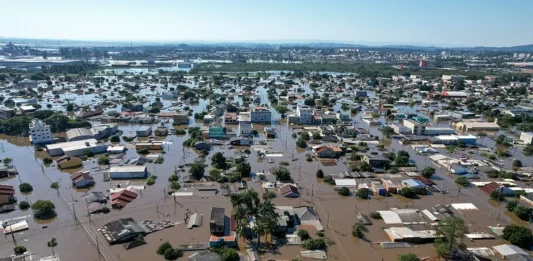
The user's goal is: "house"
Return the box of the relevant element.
[135,141,163,151]
[56,155,83,169]
[122,102,144,112]
[493,244,533,260]
[83,192,107,204]
[313,145,341,158]
[100,218,148,243]
[173,113,189,125]
[455,121,500,132]
[29,119,53,144]
[90,124,119,139]
[384,227,437,243]
[76,109,104,119]
[136,126,152,137]
[71,171,95,188]
[194,141,211,151]
[238,113,253,137]
[154,126,168,136]
[0,108,15,120]
[264,127,276,139]
[520,132,533,145]
[0,185,15,205]
[280,184,300,198]
[66,128,95,141]
[111,189,138,208]
[448,163,468,175]
[209,233,237,248]
[107,145,126,154]
[363,154,390,169]
[401,179,427,193]
[210,207,225,235]
[224,112,237,124]
[335,179,357,189]
[520,194,533,208]
[481,182,515,196]
[109,166,147,179]
[372,182,387,196]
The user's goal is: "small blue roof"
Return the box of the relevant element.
[402,179,426,188]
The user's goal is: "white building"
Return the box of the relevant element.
[29,119,53,144]
[238,112,253,137]
[403,119,426,135]
[296,105,313,124]
[520,132,533,145]
[46,139,107,156]
[250,107,272,124]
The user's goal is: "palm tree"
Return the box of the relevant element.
[47,237,57,256]
[253,219,267,250]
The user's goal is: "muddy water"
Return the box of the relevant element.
[1,76,532,260]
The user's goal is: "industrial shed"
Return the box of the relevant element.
[109,166,147,179]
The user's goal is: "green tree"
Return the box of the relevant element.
[356,188,370,199]
[304,98,315,106]
[169,181,181,191]
[300,132,311,141]
[398,253,420,261]
[338,187,350,196]
[19,201,30,210]
[66,103,74,112]
[513,159,523,168]
[274,167,292,182]
[296,138,307,148]
[163,248,182,260]
[216,247,239,261]
[302,238,326,250]
[19,183,33,193]
[235,162,251,178]
[3,157,13,167]
[312,132,322,140]
[157,242,172,255]
[352,221,366,238]
[110,135,120,142]
[455,177,469,186]
[47,237,58,256]
[209,168,222,181]
[97,156,110,165]
[262,190,277,200]
[445,145,457,155]
[398,187,416,199]
[316,169,324,178]
[381,126,395,138]
[421,167,435,178]
[395,156,409,167]
[434,216,469,257]
[31,200,56,220]
[490,190,505,201]
[14,246,27,255]
[211,152,227,169]
[189,162,205,179]
[502,225,533,249]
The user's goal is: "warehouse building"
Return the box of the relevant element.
[109,166,148,179]
[46,139,108,156]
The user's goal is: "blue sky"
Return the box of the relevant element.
[1,0,532,47]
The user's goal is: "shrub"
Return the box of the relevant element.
[356,188,370,199]
[97,157,110,165]
[31,200,56,220]
[421,167,435,178]
[19,183,33,193]
[302,238,326,250]
[398,187,416,199]
[370,212,381,219]
[109,135,120,142]
[42,158,53,164]
[50,182,59,189]
[352,222,365,238]
[19,201,30,210]
[455,176,469,186]
[490,190,505,202]
[146,175,157,185]
[398,253,421,261]
[102,207,111,214]
[316,231,325,237]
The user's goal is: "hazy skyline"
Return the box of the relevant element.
[2,0,532,47]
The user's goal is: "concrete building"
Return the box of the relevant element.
[296,105,313,124]
[403,119,426,135]
[109,166,148,179]
[238,113,253,137]
[423,127,455,136]
[209,126,225,139]
[90,124,119,139]
[0,185,15,205]
[210,207,225,235]
[29,119,53,144]
[250,107,272,124]
[520,132,533,145]
[0,108,16,120]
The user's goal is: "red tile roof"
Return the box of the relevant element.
[0,185,14,196]
[111,189,137,202]
[280,184,299,196]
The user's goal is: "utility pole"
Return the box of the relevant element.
[10,225,16,245]
[96,235,101,261]
[326,213,330,229]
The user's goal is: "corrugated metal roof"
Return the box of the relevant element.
[187,213,203,229]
